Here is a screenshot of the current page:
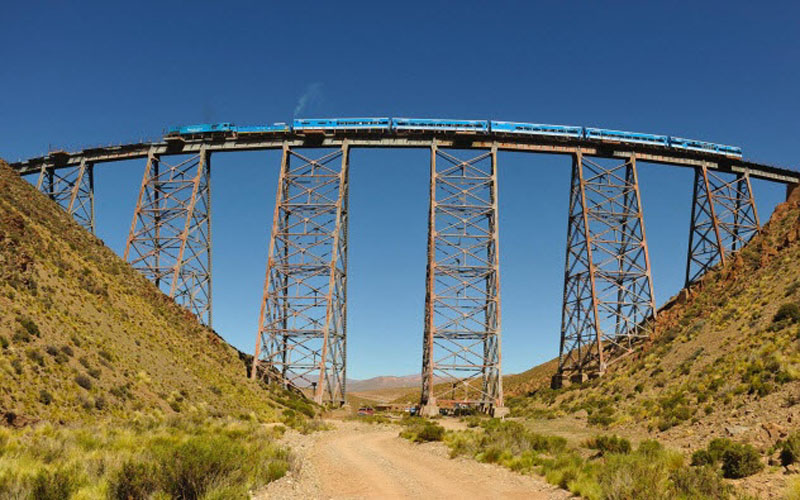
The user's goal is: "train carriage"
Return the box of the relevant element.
[392,118,489,133]
[670,137,742,158]
[490,121,582,139]
[292,117,390,132]
[236,123,290,134]
[585,128,669,147]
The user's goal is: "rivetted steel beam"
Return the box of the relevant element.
[252,143,349,406]
[554,153,656,386]
[420,143,503,414]
[685,163,759,286]
[124,147,212,325]
[35,158,95,233]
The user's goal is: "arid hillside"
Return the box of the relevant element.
[507,185,800,496]
[0,160,289,424]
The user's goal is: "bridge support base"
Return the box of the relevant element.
[490,406,510,419]
[252,143,350,406]
[419,403,440,418]
[556,153,656,381]
[124,148,212,325]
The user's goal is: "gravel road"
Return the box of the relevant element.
[258,420,570,499]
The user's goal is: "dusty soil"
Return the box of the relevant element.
[259,420,570,499]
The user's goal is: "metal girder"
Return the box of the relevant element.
[14,135,799,185]
[36,158,95,233]
[420,144,503,410]
[124,147,212,325]
[555,153,656,384]
[685,163,760,285]
[252,143,349,405]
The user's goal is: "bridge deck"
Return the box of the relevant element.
[9,130,799,184]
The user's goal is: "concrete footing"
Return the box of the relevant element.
[490,406,510,418]
[419,404,440,417]
[550,373,566,390]
[551,371,593,389]
[571,373,589,384]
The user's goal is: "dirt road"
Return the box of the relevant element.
[261,421,569,500]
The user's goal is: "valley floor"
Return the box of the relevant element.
[259,420,569,500]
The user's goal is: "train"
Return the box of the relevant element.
[165,118,742,158]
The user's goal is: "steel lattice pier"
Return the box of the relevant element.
[252,143,349,405]
[686,163,760,285]
[554,153,657,385]
[124,148,212,325]
[36,159,95,233]
[420,144,503,413]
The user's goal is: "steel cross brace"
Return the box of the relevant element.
[252,143,349,405]
[420,143,503,411]
[685,163,760,285]
[36,158,95,233]
[124,147,212,325]
[555,153,656,385]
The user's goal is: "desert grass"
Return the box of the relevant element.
[0,415,291,499]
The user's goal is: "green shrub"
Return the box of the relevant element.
[599,452,670,498]
[774,303,800,324]
[780,432,800,466]
[416,422,445,442]
[31,466,81,500]
[353,414,390,425]
[157,434,246,499]
[12,329,31,343]
[75,374,92,390]
[26,349,45,367]
[691,449,715,466]
[585,434,631,455]
[637,439,664,458]
[670,465,729,498]
[38,390,53,405]
[587,405,615,427]
[445,430,481,458]
[19,318,41,338]
[0,336,8,349]
[108,460,158,500]
[721,443,762,479]
[691,437,734,467]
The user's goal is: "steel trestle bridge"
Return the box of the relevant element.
[10,118,799,413]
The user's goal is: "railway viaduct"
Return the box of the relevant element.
[9,122,799,415]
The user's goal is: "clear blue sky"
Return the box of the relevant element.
[1,2,798,379]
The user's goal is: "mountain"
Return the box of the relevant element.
[347,374,425,393]
[0,159,287,424]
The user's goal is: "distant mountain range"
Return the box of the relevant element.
[347,374,427,393]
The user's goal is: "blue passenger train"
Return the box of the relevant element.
[164,118,742,158]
